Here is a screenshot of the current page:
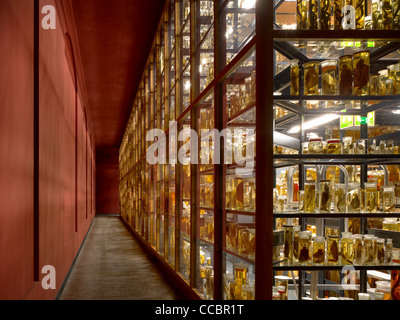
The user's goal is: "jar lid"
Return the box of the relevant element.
[376,281,391,292]
[375,292,385,300]
[341,232,352,238]
[358,293,370,300]
[338,297,354,300]
[377,238,385,243]
[363,234,374,239]
[313,236,325,243]
[309,137,322,142]
[353,234,363,239]
[327,139,340,143]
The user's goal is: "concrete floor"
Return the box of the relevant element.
[59,215,181,300]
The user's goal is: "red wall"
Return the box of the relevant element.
[0,0,95,300]
[96,147,120,215]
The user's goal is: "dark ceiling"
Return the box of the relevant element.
[71,0,165,149]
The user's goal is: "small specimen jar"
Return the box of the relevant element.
[364,182,378,213]
[302,142,309,154]
[298,231,311,264]
[319,180,332,213]
[372,0,383,30]
[303,61,320,95]
[338,55,353,95]
[299,190,305,212]
[386,238,393,263]
[321,60,338,95]
[368,139,377,154]
[312,236,325,264]
[304,180,316,213]
[354,234,363,264]
[327,235,339,264]
[341,232,354,265]
[347,183,361,213]
[369,74,380,95]
[293,225,301,262]
[290,59,300,95]
[308,137,323,154]
[376,238,385,264]
[327,139,341,154]
[353,51,370,96]
[283,225,294,262]
[355,139,366,154]
[383,186,395,212]
[363,234,374,263]
[334,183,347,212]
[342,136,354,154]
[382,0,394,30]
[296,0,308,30]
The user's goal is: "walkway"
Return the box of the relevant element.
[59,215,181,300]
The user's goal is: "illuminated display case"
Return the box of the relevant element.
[119,0,400,300]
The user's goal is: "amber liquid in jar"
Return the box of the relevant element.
[327,235,340,264]
[334,0,344,30]
[283,225,294,262]
[304,61,320,95]
[352,51,370,96]
[321,60,338,95]
[296,0,308,30]
[305,181,316,213]
[312,237,325,264]
[353,0,366,29]
[298,232,311,264]
[340,234,354,264]
[365,183,378,213]
[382,0,394,30]
[291,60,299,95]
[334,184,347,212]
[339,55,353,95]
[319,180,332,213]
[363,235,374,263]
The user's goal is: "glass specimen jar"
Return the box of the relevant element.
[383,186,395,212]
[368,139,377,154]
[369,74,380,95]
[382,0,394,30]
[333,0,344,30]
[341,232,354,265]
[293,225,301,262]
[386,238,393,263]
[319,0,331,29]
[377,238,385,264]
[347,183,361,213]
[387,140,395,154]
[308,137,323,154]
[283,224,294,262]
[234,264,248,285]
[338,55,353,95]
[375,292,385,300]
[376,281,392,300]
[277,285,287,300]
[296,0,308,30]
[312,236,325,264]
[250,69,256,103]
[353,51,370,96]
[302,142,309,154]
[334,183,347,212]
[378,140,387,154]
[342,136,354,154]
[272,286,280,300]
[372,0,383,29]
[321,60,338,95]
[327,235,339,265]
[354,0,366,29]
[354,234,363,264]
[299,190,305,212]
[304,180,316,213]
[364,15,372,29]
[298,231,311,265]
[372,236,378,262]
[291,59,299,95]
[303,61,320,95]
[363,234,374,263]
[327,139,341,154]
[308,0,318,29]
[355,139,366,154]
[365,182,378,213]
[319,180,332,213]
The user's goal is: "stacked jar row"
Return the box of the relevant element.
[227,70,256,118]
[283,225,394,265]
[303,136,400,155]
[296,0,400,31]
[291,51,400,96]
[299,180,396,213]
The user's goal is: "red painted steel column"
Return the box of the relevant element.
[255,0,274,300]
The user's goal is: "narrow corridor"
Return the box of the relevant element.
[59,216,181,300]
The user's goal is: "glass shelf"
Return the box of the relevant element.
[273,260,400,271]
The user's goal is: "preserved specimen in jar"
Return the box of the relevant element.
[304,61,320,95]
[291,60,299,95]
[339,55,353,95]
[321,60,338,95]
[353,51,370,96]
[319,180,332,213]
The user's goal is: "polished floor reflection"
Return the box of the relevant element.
[59,216,181,300]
